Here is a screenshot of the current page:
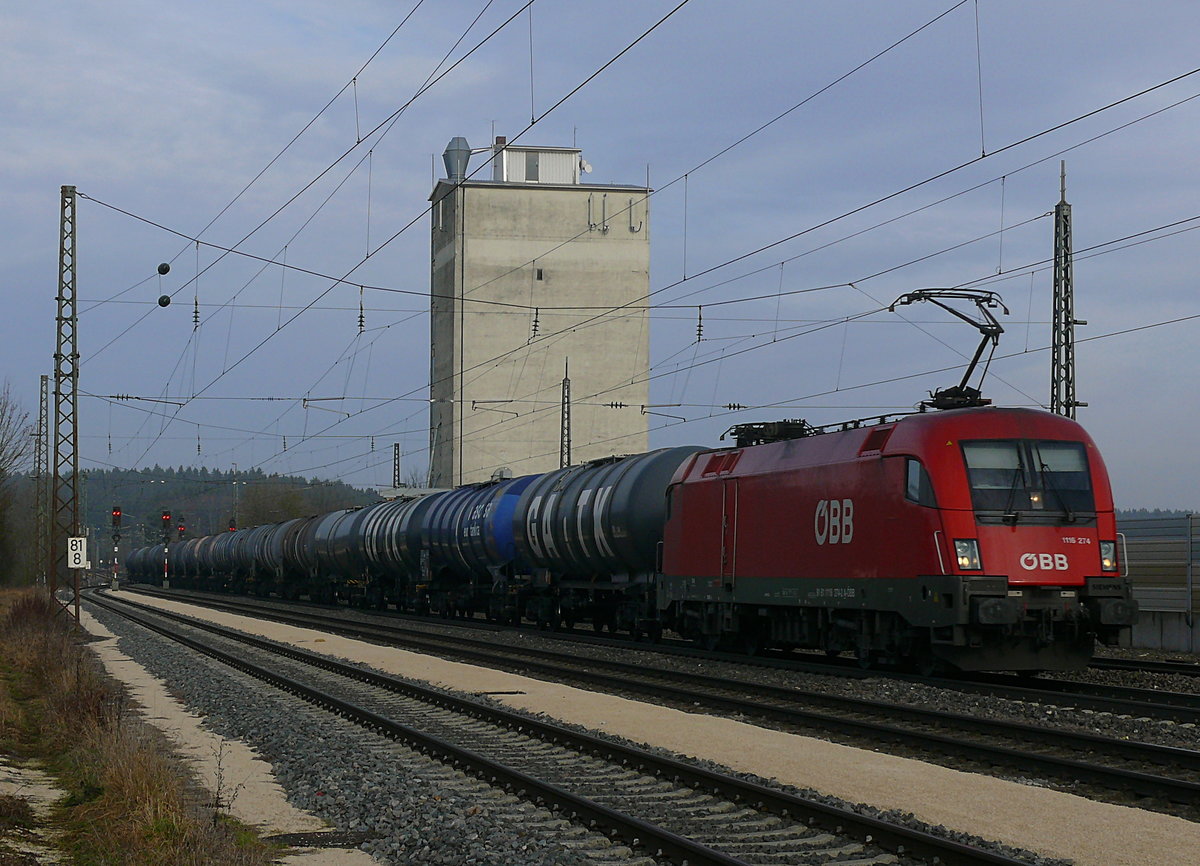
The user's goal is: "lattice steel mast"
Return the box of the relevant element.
[52,185,81,619]
[559,359,571,469]
[34,374,49,586]
[1051,162,1086,417]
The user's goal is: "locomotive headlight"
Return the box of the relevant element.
[1100,540,1117,572]
[954,538,982,571]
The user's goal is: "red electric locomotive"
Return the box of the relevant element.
[657,406,1138,672]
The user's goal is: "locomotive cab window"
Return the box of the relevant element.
[961,439,1095,521]
[905,458,938,507]
[1032,441,1094,513]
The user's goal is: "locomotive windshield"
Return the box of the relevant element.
[961,439,1094,521]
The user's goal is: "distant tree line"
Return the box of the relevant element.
[82,466,377,546]
[0,375,379,585]
[1115,507,1194,520]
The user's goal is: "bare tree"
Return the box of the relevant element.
[0,382,32,584]
[0,382,31,481]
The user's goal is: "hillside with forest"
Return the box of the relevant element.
[82,466,377,547]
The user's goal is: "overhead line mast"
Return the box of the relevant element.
[52,185,81,620]
[34,374,49,586]
[1051,161,1086,417]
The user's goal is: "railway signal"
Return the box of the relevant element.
[161,510,171,543]
[111,505,122,586]
[177,516,186,540]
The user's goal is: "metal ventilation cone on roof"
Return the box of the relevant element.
[443,137,471,182]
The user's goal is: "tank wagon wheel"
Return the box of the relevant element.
[741,633,762,657]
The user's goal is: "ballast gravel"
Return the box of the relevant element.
[346,609,1200,753]
[85,598,1063,866]
[84,603,642,866]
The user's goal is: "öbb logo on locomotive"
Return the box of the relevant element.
[813,498,854,545]
[1020,552,1070,571]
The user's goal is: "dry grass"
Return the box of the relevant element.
[0,588,279,864]
[0,795,33,831]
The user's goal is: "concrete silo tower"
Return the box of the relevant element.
[429,137,651,486]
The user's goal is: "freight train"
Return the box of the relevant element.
[126,406,1138,673]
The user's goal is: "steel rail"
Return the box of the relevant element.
[1090,656,1200,677]
[129,585,1200,721]
[109,590,1200,808]
[91,591,1032,866]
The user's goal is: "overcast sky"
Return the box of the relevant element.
[3,1,1198,509]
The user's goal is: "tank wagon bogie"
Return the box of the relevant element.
[130,407,1137,672]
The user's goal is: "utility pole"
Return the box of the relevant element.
[232,463,240,529]
[393,442,402,488]
[1051,162,1087,417]
[52,185,82,620]
[559,359,571,469]
[34,374,49,586]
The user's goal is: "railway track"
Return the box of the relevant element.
[118,587,1200,815]
[129,586,1200,722]
[1090,656,1200,677]
[88,590,1033,866]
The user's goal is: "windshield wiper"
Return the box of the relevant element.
[1001,461,1025,525]
[1035,447,1076,523]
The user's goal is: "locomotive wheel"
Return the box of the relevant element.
[914,650,941,678]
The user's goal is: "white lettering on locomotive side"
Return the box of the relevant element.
[814,499,854,545]
[1020,552,1070,571]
